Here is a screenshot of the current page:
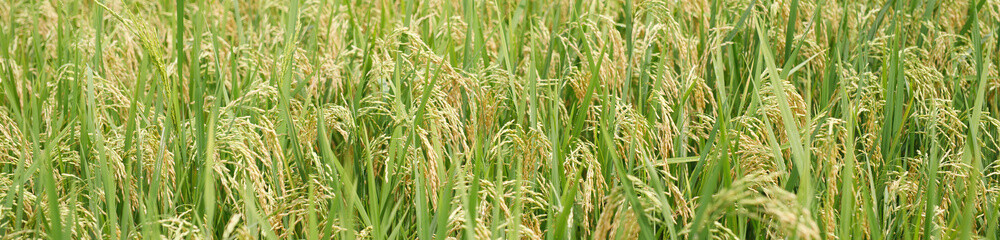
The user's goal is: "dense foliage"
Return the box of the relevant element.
[1,0,998,239]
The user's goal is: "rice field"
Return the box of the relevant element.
[1,0,998,239]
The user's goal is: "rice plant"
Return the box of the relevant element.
[1,0,998,239]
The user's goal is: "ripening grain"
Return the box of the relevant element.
[1,0,998,239]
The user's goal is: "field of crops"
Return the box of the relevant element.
[1,0,998,239]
